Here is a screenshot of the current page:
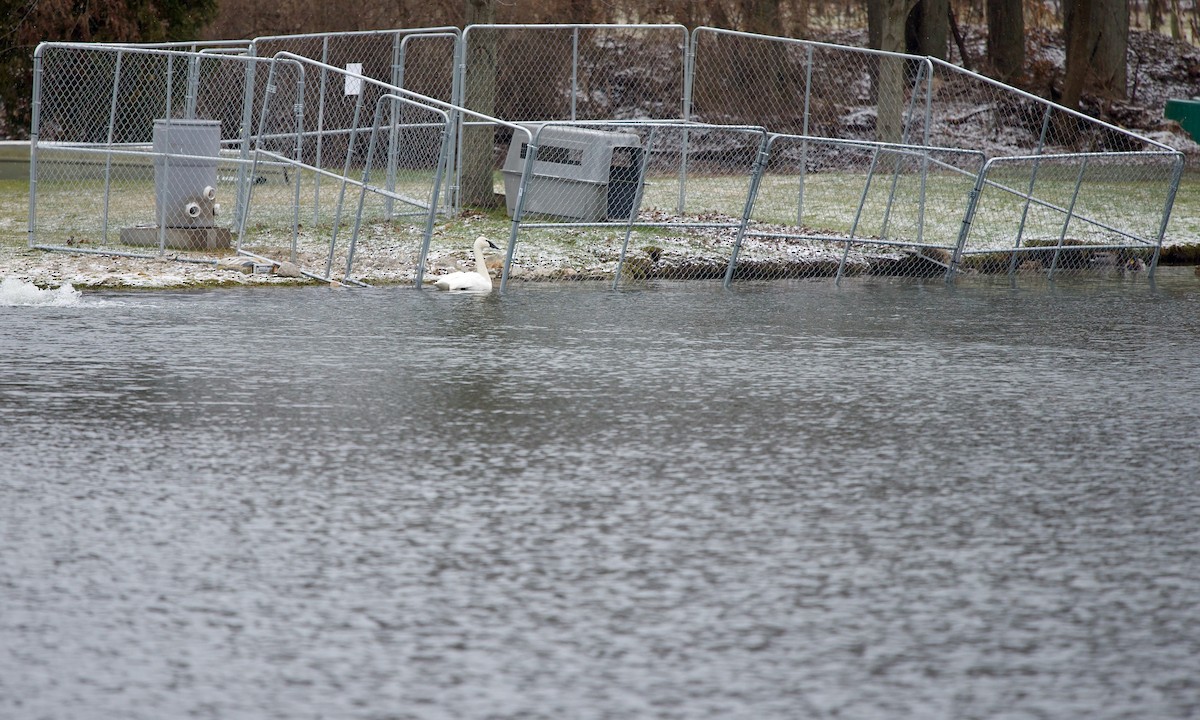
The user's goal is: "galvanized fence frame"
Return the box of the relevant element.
[733,134,987,284]
[493,119,771,290]
[249,27,461,225]
[25,24,1186,288]
[27,42,289,256]
[241,51,458,285]
[924,58,1185,279]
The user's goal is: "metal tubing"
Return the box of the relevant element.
[571,28,579,121]
[385,33,403,219]
[950,162,991,282]
[236,61,278,251]
[838,146,883,283]
[234,48,258,232]
[313,36,330,228]
[346,96,390,280]
[614,126,659,289]
[185,54,200,119]
[157,54,175,256]
[500,126,537,293]
[724,133,772,288]
[679,28,699,215]
[1047,158,1090,279]
[289,66,306,264]
[1007,105,1055,278]
[326,78,366,279]
[796,45,813,226]
[28,46,44,248]
[1148,155,1185,278]
[101,51,124,245]
[415,105,455,287]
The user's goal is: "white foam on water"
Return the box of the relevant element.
[0,276,83,307]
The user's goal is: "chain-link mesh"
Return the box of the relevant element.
[29,26,1184,289]
[460,25,688,122]
[250,29,459,229]
[736,135,983,281]
[924,59,1185,279]
[236,54,451,285]
[31,44,281,252]
[477,122,766,287]
[31,43,452,286]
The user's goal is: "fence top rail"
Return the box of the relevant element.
[979,149,1186,165]
[78,39,252,50]
[268,50,532,142]
[463,23,688,34]
[34,40,272,65]
[530,118,768,133]
[924,57,1178,156]
[765,131,987,160]
[251,26,461,47]
[690,25,935,65]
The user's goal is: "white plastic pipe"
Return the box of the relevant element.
[185,202,201,218]
[203,185,217,201]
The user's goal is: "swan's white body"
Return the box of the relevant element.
[433,236,499,292]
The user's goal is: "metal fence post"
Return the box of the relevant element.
[101,51,124,245]
[724,132,771,288]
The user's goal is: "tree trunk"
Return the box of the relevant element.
[460,0,498,209]
[867,0,884,49]
[875,0,919,144]
[986,0,1025,81]
[741,0,783,35]
[1064,0,1128,100]
[1092,0,1128,97]
[907,0,948,60]
[1061,0,1094,110]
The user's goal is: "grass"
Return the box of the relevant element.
[5,161,1198,283]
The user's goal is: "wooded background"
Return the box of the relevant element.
[1,0,1197,138]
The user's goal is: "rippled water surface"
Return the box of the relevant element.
[3,273,1199,719]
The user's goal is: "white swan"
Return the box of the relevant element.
[433,236,500,292]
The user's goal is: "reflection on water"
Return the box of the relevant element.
[2,273,1199,719]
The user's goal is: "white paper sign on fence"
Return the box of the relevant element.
[345,63,363,96]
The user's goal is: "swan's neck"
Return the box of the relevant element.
[473,244,488,276]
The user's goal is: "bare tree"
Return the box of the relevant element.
[908,0,948,59]
[460,0,497,209]
[1064,0,1129,103]
[870,0,919,143]
[986,0,1024,81]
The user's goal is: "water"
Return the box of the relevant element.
[2,273,1199,719]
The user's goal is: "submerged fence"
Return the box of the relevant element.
[27,24,1185,288]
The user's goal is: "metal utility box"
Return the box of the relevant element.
[153,118,221,228]
[122,118,230,250]
[502,125,643,222]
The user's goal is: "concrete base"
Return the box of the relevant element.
[120,226,232,251]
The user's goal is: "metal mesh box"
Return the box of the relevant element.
[502,124,643,222]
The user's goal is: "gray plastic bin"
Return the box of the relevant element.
[502,125,643,222]
[153,118,221,228]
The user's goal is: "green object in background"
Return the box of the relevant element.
[1165,98,1200,142]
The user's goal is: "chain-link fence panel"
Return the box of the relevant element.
[30,43,294,255]
[956,151,1185,278]
[237,54,453,286]
[455,25,689,215]
[735,135,984,281]
[460,24,688,123]
[250,29,459,228]
[469,121,767,288]
[689,28,932,144]
[924,60,1185,280]
[686,29,1183,282]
